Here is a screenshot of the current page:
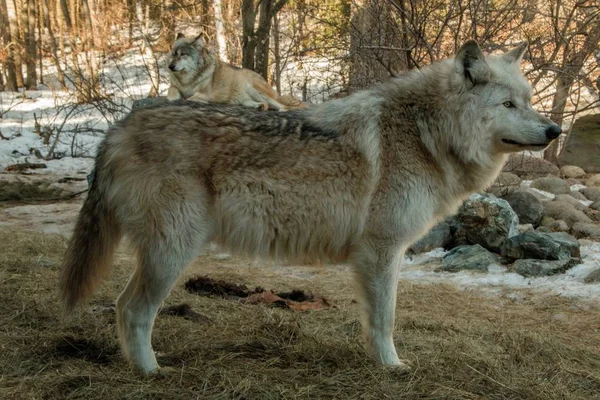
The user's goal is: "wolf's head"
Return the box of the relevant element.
[167,33,216,79]
[452,40,560,153]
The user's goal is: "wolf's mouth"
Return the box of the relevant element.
[502,139,547,147]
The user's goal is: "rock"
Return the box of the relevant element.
[560,165,586,179]
[585,174,600,187]
[518,224,534,233]
[554,194,586,211]
[502,190,544,226]
[565,178,583,186]
[0,173,77,201]
[488,172,521,197]
[543,201,592,228]
[530,177,570,195]
[570,191,588,201]
[408,221,452,254]
[580,187,600,202]
[558,114,600,172]
[453,194,519,253]
[501,231,580,260]
[584,268,600,283]
[512,258,579,277]
[503,154,559,179]
[549,220,569,232]
[536,226,551,233]
[583,208,600,222]
[539,216,554,228]
[590,200,600,211]
[571,222,600,239]
[440,245,498,272]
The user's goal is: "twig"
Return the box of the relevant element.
[466,364,518,393]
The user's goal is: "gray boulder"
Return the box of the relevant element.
[501,231,580,261]
[543,201,592,228]
[580,187,600,202]
[584,269,600,283]
[440,244,498,272]
[570,191,588,201]
[571,222,600,239]
[408,221,452,254]
[558,114,600,172]
[512,258,579,277]
[503,154,559,179]
[488,172,521,197]
[553,194,586,211]
[453,193,519,253]
[530,177,570,195]
[560,165,586,179]
[585,174,600,187]
[502,190,544,226]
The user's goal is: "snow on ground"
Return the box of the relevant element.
[401,243,600,301]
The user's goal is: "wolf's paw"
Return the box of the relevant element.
[387,359,411,372]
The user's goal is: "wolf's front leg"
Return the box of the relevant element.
[166,86,182,101]
[351,237,409,368]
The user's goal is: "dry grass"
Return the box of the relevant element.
[1,230,599,399]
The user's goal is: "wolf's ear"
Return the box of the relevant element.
[192,34,205,49]
[175,32,185,41]
[455,40,490,88]
[503,41,528,64]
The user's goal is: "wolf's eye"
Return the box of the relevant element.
[503,101,515,108]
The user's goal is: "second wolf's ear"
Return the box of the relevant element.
[455,40,490,88]
[176,32,185,41]
[503,41,528,64]
[192,34,204,49]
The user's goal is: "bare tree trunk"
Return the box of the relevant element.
[242,0,287,77]
[544,73,573,162]
[42,0,67,89]
[156,0,175,51]
[254,0,273,79]
[36,0,43,85]
[213,0,228,62]
[241,0,255,70]
[81,0,99,100]
[22,0,37,89]
[0,0,19,91]
[8,0,25,88]
[273,12,281,94]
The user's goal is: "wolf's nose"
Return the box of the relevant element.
[168,64,176,71]
[545,124,561,140]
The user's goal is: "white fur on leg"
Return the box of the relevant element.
[351,237,409,369]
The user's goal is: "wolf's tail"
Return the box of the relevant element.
[60,144,121,312]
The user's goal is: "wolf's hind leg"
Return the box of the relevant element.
[351,237,409,369]
[116,192,210,375]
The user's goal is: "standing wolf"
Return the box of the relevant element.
[167,33,304,111]
[61,40,560,375]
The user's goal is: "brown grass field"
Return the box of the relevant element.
[1,229,599,399]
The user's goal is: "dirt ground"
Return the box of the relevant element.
[1,229,600,400]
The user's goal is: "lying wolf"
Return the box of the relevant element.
[167,33,304,111]
[61,40,560,375]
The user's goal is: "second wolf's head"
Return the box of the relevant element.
[168,33,216,80]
